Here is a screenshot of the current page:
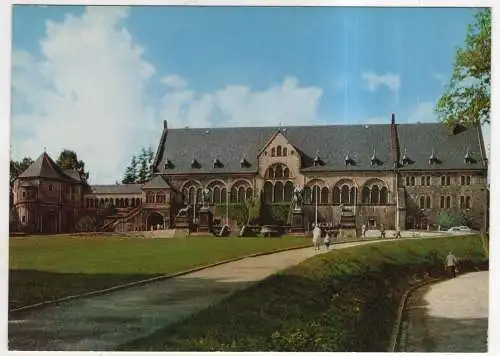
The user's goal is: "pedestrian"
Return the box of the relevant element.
[380,224,386,239]
[395,227,402,239]
[361,223,367,239]
[312,224,322,251]
[324,233,331,250]
[445,251,458,278]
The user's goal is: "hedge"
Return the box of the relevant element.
[118,235,487,352]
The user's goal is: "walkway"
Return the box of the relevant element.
[400,271,488,352]
[9,239,388,351]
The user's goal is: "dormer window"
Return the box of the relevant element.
[370,149,380,166]
[313,151,323,167]
[401,148,410,166]
[213,158,222,169]
[464,151,473,164]
[283,147,288,156]
[345,153,354,166]
[191,159,200,169]
[429,150,439,165]
[240,158,250,168]
[48,184,53,191]
[164,160,173,169]
[277,146,282,156]
[271,148,276,157]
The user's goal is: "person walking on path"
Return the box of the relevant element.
[312,224,322,251]
[380,224,386,239]
[324,233,331,250]
[395,227,402,239]
[445,251,458,278]
[361,223,367,239]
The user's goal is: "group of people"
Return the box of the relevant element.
[312,225,333,250]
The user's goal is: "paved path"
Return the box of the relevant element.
[400,271,489,352]
[9,239,391,351]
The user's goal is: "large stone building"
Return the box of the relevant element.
[11,114,488,234]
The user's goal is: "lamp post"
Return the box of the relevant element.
[315,186,318,226]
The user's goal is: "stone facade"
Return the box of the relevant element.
[11,115,488,234]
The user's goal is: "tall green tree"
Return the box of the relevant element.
[10,157,34,186]
[436,8,491,127]
[56,149,89,182]
[122,155,138,184]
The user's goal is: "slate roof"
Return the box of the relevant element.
[155,123,486,173]
[63,169,84,183]
[141,175,172,189]
[90,184,143,195]
[18,152,73,180]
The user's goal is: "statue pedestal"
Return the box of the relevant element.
[198,207,213,234]
[290,209,305,234]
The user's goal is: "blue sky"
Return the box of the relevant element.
[10,5,485,183]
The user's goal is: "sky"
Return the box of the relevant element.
[9,5,490,184]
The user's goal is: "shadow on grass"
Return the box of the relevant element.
[9,273,254,351]
[9,269,165,311]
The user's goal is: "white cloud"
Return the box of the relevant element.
[160,74,187,89]
[11,7,324,183]
[362,71,400,92]
[406,101,437,123]
[11,6,158,184]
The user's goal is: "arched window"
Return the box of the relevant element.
[362,186,370,204]
[426,176,431,186]
[264,182,273,203]
[466,196,471,209]
[230,187,238,203]
[277,146,282,156]
[221,188,227,203]
[446,196,451,208]
[371,185,380,205]
[283,147,288,156]
[321,187,329,204]
[274,181,284,202]
[410,177,415,186]
[311,185,320,204]
[333,187,340,204]
[238,186,246,202]
[136,198,141,206]
[156,193,166,204]
[283,168,290,178]
[421,176,425,186]
[268,167,275,179]
[246,187,253,200]
[426,196,431,208]
[196,188,202,204]
[120,198,125,207]
[213,186,221,203]
[188,187,195,204]
[340,185,350,204]
[304,187,312,204]
[420,196,425,209]
[349,187,357,205]
[125,199,129,207]
[275,165,283,179]
[146,192,154,203]
[380,187,388,204]
[271,148,276,157]
[115,198,119,207]
[284,181,294,202]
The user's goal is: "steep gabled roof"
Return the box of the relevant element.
[63,169,84,183]
[141,175,172,190]
[154,122,486,174]
[18,152,71,180]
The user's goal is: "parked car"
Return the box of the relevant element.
[447,226,476,234]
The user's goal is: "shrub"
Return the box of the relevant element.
[436,209,471,230]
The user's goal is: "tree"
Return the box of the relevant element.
[56,149,89,182]
[436,8,491,127]
[436,209,471,230]
[122,155,138,184]
[136,146,154,184]
[10,157,34,186]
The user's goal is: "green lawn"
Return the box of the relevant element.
[118,235,488,352]
[9,235,308,310]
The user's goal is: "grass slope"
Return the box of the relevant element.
[119,235,487,352]
[9,235,308,309]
